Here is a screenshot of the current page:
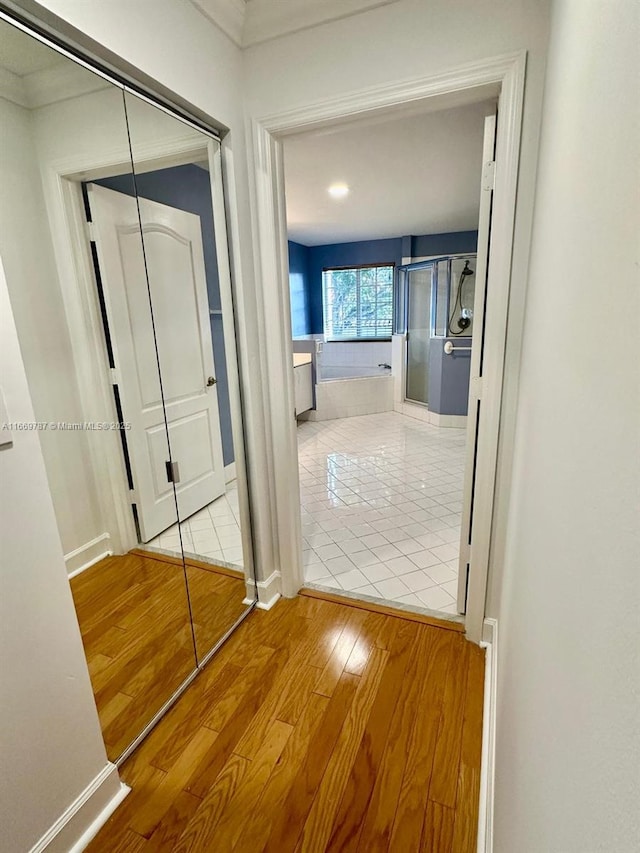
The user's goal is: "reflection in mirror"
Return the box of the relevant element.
[0,19,196,760]
[119,89,257,661]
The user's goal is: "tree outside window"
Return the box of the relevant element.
[322,264,394,340]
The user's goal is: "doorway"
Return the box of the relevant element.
[282,98,495,621]
[250,54,526,643]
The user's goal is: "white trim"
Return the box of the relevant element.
[258,52,523,136]
[65,533,112,578]
[245,569,282,610]
[0,65,29,107]
[243,0,402,47]
[393,400,467,428]
[478,617,498,853]
[0,58,111,111]
[27,64,110,110]
[208,140,258,590]
[28,762,128,853]
[464,55,526,643]
[429,411,467,428]
[248,119,305,598]
[224,461,237,484]
[189,0,247,47]
[248,50,526,643]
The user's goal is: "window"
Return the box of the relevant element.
[322,264,394,340]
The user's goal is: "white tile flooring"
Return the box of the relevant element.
[146,481,244,568]
[298,411,467,615]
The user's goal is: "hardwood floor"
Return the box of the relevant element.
[87,590,485,852]
[70,551,247,760]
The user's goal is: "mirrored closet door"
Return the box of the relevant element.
[0,14,257,762]
[122,90,256,663]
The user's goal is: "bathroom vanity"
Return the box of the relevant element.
[293,352,313,416]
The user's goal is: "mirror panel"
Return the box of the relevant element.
[122,90,257,661]
[0,19,196,760]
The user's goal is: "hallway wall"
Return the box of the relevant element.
[494,0,640,849]
[0,261,117,852]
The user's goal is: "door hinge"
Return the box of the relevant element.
[87,221,97,241]
[110,367,119,384]
[165,460,180,484]
[482,160,496,191]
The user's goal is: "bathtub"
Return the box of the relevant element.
[319,364,390,381]
[307,373,394,421]
[293,338,395,421]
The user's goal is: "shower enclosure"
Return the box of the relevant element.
[397,255,477,407]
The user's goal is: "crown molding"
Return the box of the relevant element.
[0,62,112,110]
[0,59,109,109]
[243,0,402,47]
[0,65,29,106]
[189,0,247,46]
[188,0,402,49]
[24,61,110,108]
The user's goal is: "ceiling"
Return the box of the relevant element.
[283,98,496,246]
[0,19,64,75]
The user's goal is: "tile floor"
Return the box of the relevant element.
[145,481,244,568]
[298,411,467,615]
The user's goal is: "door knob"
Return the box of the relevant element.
[206,376,217,387]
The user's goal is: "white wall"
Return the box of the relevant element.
[0,95,105,565]
[0,260,119,852]
[494,1,640,849]
[244,0,552,616]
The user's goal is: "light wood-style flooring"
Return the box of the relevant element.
[70,551,247,759]
[87,590,485,852]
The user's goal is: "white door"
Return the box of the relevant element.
[456,114,497,612]
[88,183,225,542]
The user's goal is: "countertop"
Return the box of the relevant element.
[293,353,313,367]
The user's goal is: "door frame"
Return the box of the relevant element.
[247,51,526,643]
[45,132,256,587]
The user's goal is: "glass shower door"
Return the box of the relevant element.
[405,266,433,405]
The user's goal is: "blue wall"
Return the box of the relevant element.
[289,231,478,335]
[288,241,312,337]
[428,338,472,416]
[412,231,478,257]
[93,165,235,466]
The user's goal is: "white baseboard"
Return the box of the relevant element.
[245,569,281,610]
[393,401,467,428]
[224,462,236,484]
[65,533,112,578]
[29,762,128,853]
[429,412,467,428]
[478,617,497,853]
[394,401,431,422]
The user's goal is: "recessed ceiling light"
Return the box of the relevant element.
[328,183,349,198]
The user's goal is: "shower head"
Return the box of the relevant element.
[461,261,474,277]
